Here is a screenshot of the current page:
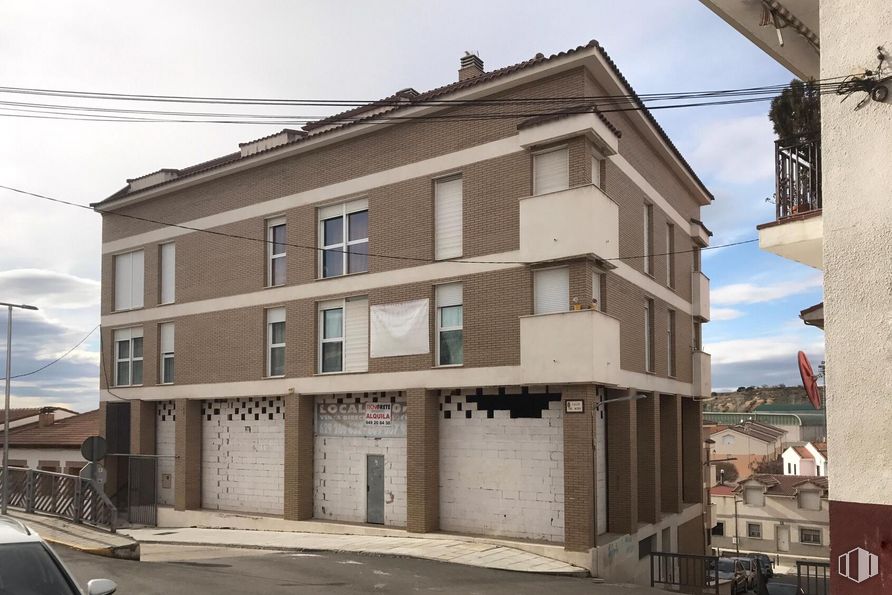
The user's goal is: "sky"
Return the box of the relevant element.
[0,0,825,411]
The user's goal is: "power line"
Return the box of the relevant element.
[0,184,758,265]
[0,324,99,381]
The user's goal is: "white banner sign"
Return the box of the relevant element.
[370,298,430,358]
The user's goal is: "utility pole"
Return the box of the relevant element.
[1,301,39,515]
[734,496,741,555]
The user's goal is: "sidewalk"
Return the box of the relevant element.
[6,511,139,560]
[122,526,590,576]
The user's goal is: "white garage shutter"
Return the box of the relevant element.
[534,267,569,314]
[533,147,569,195]
[344,297,369,372]
[596,387,607,535]
[435,176,463,260]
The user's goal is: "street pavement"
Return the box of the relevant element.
[57,544,665,595]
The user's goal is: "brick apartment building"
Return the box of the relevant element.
[94,40,712,581]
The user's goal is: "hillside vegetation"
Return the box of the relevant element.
[705,385,813,413]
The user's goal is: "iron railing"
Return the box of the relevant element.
[798,560,830,595]
[651,551,720,595]
[0,466,117,532]
[775,138,822,219]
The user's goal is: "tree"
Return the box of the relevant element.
[769,79,821,144]
[715,461,739,484]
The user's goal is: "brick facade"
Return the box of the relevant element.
[606,389,638,534]
[406,388,439,533]
[283,394,314,520]
[660,394,683,514]
[636,392,661,523]
[174,398,201,510]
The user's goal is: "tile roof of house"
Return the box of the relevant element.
[792,445,814,459]
[710,420,785,443]
[812,442,828,457]
[737,473,829,497]
[95,39,712,207]
[1,407,78,425]
[710,484,735,497]
[7,410,98,448]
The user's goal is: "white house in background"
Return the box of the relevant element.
[782,442,828,477]
[709,421,786,478]
[2,410,98,474]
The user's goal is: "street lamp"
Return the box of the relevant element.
[1,301,39,515]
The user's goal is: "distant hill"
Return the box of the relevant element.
[705,385,817,413]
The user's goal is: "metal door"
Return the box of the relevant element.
[366,455,385,525]
[128,456,157,526]
[777,524,790,552]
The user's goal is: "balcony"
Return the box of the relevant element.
[758,139,823,269]
[692,350,711,398]
[519,184,619,263]
[519,308,620,385]
[692,272,710,321]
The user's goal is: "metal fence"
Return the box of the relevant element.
[775,138,822,219]
[0,466,117,532]
[798,561,830,595]
[651,551,720,595]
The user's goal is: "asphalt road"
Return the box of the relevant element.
[57,544,615,595]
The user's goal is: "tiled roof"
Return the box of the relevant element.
[738,473,829,497]
[710,484,735,497]
[7,410,98,448]
[710,421,785,443]
[1,408,41,424]
[516,103,622,138]
[94,39,712,206]
[792,445,814,460]
[812,441,827,457]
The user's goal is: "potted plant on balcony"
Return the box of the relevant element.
[769,80,821,216]
[769,79,821,146]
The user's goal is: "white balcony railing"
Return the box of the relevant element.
[519,184,619,263]
[692,271,710,321]
[519,308,620,385]
[693,350,711,398]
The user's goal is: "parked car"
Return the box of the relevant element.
[0,516,117,595]
[750,552,775,578]
[715,557,748,595]
[731,556,758,590]
[766,581,806,595]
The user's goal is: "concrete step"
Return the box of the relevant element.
[6,511,139,560]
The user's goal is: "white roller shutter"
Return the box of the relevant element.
[596,387,607,535]
[160,243,175,304]
[533,147,569,195]
[344,297,369,372]
[436,282,463,308]
[435,177,463,260]
[533,267,569,314]
[131,250,144,309]
[160,323,175,353]
[114,253,132,311]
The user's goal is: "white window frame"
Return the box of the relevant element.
[319,301,345,373]
[800,528,822,545]
[592,271,604,311]
[266,307,286,378]
[532,145,569,196]
[693,319,702,351]
[159,242,175,305]
[159,322,175,384]
[113,249,144,311]
[645,298,655,372]
[668,309,677,377]
[644,203,654,275]
[113,327,143,387]
[434,174,463,260]
[267,217,286,287]
[747,522,762,539]
[318,199,369,278]
[591,153,602,189]
[666,222,675,288]
[436,283,463,367]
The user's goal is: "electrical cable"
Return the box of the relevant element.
[0,324,99,381]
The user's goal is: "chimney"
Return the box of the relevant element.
[38,409,54,427]
[459,52,484,81]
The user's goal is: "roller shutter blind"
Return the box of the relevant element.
[533,147,569,195]
[533,267,569,314]
[160,243,175,304]
[344,297,369,372]
[435,176,463,260]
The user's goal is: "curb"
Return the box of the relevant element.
[42,535,140,561]
[132,537,588,577]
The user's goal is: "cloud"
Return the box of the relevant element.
[712,274,822,306]
[0,269,100,309]
[688,115,776,185]
[707,333,824,390]
[711,307,745,321]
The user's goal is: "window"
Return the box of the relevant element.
[643,203,654,275]
[532,146,569,195]
[666,223,675,288]
[787,462,792,474]
[711,521,725,536]
[747,523,762,539]
[533,267,570,314]
[645,298,655,372]
[266,217,286,287]
[693,320,702,350]
[436,283,463,366]
[591,153,602,188]
[435,175,463,260]
[113,249,144,311]
[800,528,822,545]
[692,244,701,272]
[668,309,677,377]
[266,307,285,377]
[159,322,174,384]
[592,271,605,311]
[159,242,175,304]
[794,463,798,474]
[816,465,821,476]
[113,327,143,387]
[318,297,369,373]
[799,490,822,511]
[638,535,656,560]
[744,486,765,507]
[319,199,368,278]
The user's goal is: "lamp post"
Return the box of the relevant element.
[1,302,39,515]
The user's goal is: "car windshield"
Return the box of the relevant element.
[0,542,79,595]
[717,559,735,573]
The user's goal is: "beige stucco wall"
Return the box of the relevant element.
[821,1,892,506]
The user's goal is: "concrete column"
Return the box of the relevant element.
[130,399,156,455]
[606,388,638,534]
[660,394,683,514]
[406,388,439,533]
[681,397,703,504]
[284,394,315,520]
[636,392,661,523]
[562,384,598,551]
[174,399,201,511]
